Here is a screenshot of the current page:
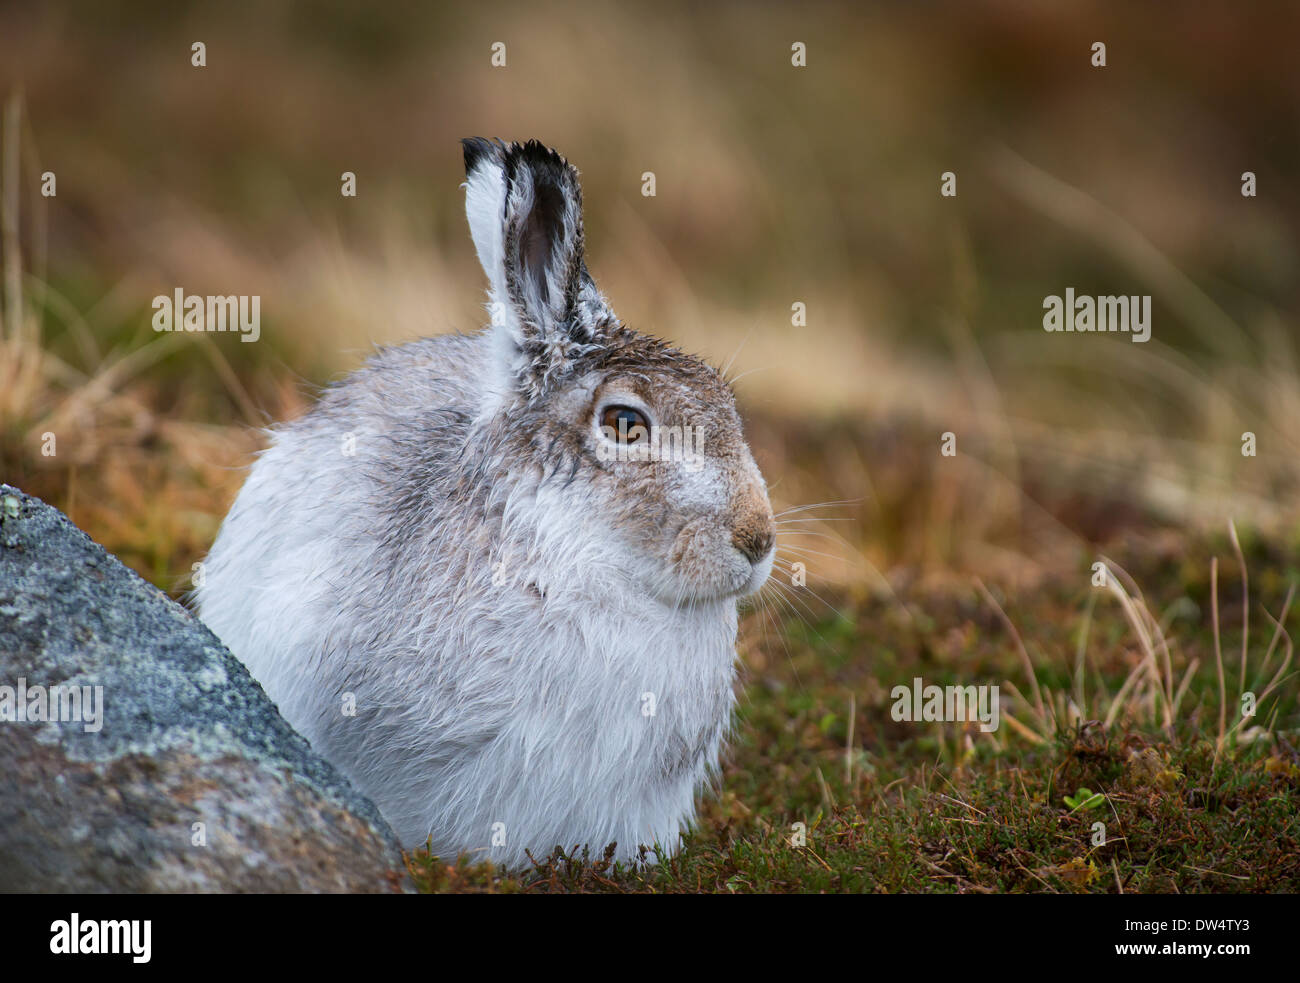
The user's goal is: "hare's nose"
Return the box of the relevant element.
[733,521,775,564]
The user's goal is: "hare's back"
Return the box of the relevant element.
[310,332,489,431]
[197,331,491,699]
[277,330,494,533]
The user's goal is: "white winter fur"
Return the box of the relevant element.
[197,140,773,867]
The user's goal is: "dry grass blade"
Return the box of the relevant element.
[1212,556,1226,756]
[1098,557,1174,731]
[977,578,1045,725]
[1228,519,1248,699]
[2,90,22,346]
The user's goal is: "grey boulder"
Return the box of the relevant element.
[0,484,410,892]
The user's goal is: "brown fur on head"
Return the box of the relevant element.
[464,139,775,603]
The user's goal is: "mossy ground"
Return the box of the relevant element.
[406,538,1300,893]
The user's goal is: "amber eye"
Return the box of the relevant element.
[599,405,650,444]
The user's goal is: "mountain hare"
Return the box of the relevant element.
[198,138,776,866]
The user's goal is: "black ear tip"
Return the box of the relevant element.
[513,139,572,172]
[501,140,579,194]
[461,137,504,176]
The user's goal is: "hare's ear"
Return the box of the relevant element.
[462,138,613,400]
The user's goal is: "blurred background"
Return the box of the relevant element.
[3,0,1300,597]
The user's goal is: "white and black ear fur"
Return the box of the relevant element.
[462,138,616,403]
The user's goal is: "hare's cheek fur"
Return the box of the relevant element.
[656,464,773,602]
[582,410,775,603]
[669,515,757,598]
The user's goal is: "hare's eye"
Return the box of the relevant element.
[599,405,650,444]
